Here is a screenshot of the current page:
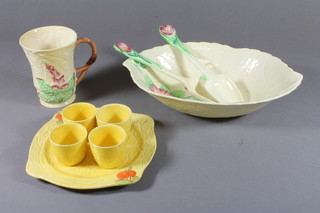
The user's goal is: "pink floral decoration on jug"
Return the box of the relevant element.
[45,63,69,90]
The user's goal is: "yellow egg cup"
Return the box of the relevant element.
[62,102,97,133]
[89,124,128,169]
[26,112,157,189]
[96,103,132,133]
[50,123,87,166]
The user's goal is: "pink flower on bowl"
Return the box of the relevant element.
[150,85,172,96]
[160,25,175,35]
[116,42,132,52]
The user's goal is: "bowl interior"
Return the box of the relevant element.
[124,42,303,104]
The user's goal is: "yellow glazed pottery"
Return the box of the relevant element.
[62,102,97,132]
[89,124,127,169]
[26,112,156,189]
[96,103,132,132]
[49,123,87,166]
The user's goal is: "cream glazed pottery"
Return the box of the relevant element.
[123,42,303,118]
[114,42,214,102]
[19,26,97,108]
[159,25,244,103]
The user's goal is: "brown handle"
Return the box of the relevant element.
[75,37,97,84]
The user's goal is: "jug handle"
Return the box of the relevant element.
[75,37,97,85]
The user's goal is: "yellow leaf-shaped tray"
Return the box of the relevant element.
[26,113,157,189]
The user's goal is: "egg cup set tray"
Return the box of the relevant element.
[26,112,157,190]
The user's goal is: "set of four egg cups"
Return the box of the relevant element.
[50,102,134,169]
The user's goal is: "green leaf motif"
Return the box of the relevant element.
[56,120,63,125]
[132,176,140,182]
[144,74,154,86]
[200,75,207,80]
[134,60,148,68]
[115,180,133,185]
[135,53,153,65]
[190,96,203,101]
[124,167,132,171]
[170,90,186,98]
[180,95,203,101]
[160,84,171,92]
[115,176,140,185]
[37,75,75,104]
[38,79,52,91]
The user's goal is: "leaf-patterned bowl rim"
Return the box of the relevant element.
[123,42,303,106]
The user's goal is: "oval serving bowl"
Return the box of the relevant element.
[123,42,303,118]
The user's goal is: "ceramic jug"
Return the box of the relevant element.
[19,26,97,108]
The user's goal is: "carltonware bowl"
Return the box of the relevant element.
[123,42,303,118]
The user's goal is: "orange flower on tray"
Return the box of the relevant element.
[54,113,63,124]
[116,167,140,185]
[55,113,62,120]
